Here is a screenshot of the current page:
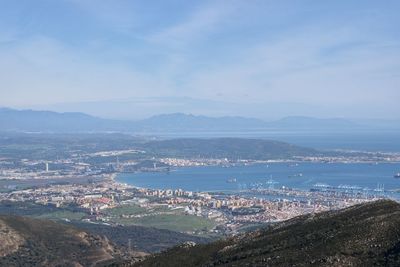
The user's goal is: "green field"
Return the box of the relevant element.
[117,214,216,233]
[105,203,216,233]
[104,204,146,216]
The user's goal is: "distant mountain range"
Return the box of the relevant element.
[0,107,398,134]
[0,107,127,132]
[137,113,267,131]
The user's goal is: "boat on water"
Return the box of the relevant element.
[226,178,237,183]
[394,173,400,178]
[288,173,303,178]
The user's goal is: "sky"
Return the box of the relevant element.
[0,0,399,119]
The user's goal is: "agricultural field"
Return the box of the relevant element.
[105,203,217,234]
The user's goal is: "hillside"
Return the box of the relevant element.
[0,215,137,266]
[142,138,318,159]
[70,222,211,253]
[0,201,210,254]
[133,200,400,267]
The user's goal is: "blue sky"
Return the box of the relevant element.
[0,0,399,119]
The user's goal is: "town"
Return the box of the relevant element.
[1,135,399,236]
[0,170,388,236]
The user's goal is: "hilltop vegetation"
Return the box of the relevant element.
[0,132,320,161]
[133,200,400,267]
[141,138,318,160]
[0,132,145,160]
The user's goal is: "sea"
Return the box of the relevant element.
[117,162,400,196]
[117,131,400,198]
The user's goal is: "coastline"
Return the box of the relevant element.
[114,162,400,198]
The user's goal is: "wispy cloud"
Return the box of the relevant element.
[183,22,400,115]
[0,35,174,106]
[147,1,238,48]
[0,0,399,118]
[66,0,139,34]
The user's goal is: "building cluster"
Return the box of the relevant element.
[0,171,386,235]
[124,185,378,233]
[0,180,131,214]
[0,158,112,181]
[159,157,231,167]
[141,188,194,198]
[298,153,400,163]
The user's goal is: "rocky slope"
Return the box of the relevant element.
[132,200,400,267]
[0,215,137,266]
